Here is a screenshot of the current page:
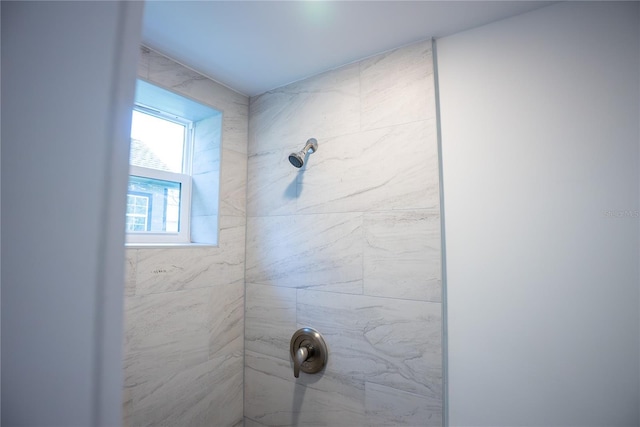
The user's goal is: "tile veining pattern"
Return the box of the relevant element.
[245,40,443,426]
[123,47,248,427]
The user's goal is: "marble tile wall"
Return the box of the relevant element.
[123,46,248,427]
[245,40,443,426]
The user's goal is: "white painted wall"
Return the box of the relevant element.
[1,2,143,425]
[438,2,640,426]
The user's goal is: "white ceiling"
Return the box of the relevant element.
[142,1,554,97]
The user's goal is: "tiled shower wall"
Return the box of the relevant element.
[123,47,248,427]
[245,40,443,426]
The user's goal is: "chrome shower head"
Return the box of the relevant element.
[289,138,318,168]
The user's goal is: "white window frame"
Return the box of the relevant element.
[125,193,151,231]
[126,106,194,245]
[126,166,192,244]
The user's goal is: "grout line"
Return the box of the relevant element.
[241,111,251,421]
[432,37,450,427]
[247,282,443,305]
[245,208,442,220]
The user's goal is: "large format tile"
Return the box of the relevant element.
[123,346,207,400]
[246,213,363,294]
[247,147,299,217]
[135,215,245,294]
[192,114,222,177]
[123,286,211,411]
[209,279,244,359]
[191,112,244,242]
[130,354,211,427]
[122,385,133,427]
[365,382,442,427]
[124,249,137,297]
[296,120,440,214]
[363,211,442,302]
[159,354,243,427]
[130,353,242,427]
[249,63,360,155]
[192,170,221,217]
[245,283,297,359]
[138,46,150,79]
[205,354,244,427]
[244,417,268,427]
[145,48,198,91]
[218,91,249,155]
[245,351,366,426]
[125,285,243,426]
[223,110,250,155]
[190,215,219,245]
[124,288,211,357]
[147,48,246,114]
[297,290,442,399]
[134,246,239,294]
[220,148,248,216]
[360,40,436,131]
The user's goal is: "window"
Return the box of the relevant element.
[127,107,192,243]
[125,192,152,231]
[126,80,222,245]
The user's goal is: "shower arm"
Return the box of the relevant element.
[302,138,318,154]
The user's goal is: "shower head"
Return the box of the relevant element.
[289,138,318,168]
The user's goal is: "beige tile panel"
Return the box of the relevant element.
[244,350,366,426]
[124,288,211,357]
[360,39,436,131]
[249,63,360,156]
[145,48,248,116]
[244,416,268,427]
[131,353,242,427]
[247,146,300,217]
[220,148,248,216]
[296,119,440,214]
[124,286,243,426]
[363,210,442,302]
[124,249,137,297]
[246,213,363,294]
[245,283,297,359]
[365,381,442,427]
[135,215,245,295]
[297,290,442,400]
[209,279,244,359]
[137,46,150,80]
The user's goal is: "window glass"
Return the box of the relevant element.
[130,110,186,173]
[127,175,182,233]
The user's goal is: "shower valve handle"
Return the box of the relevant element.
[293,345,310,378]
[290,327,328,378]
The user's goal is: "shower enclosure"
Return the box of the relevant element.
[124,39,443,426]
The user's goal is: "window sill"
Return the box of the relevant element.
[125,242,219,249]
